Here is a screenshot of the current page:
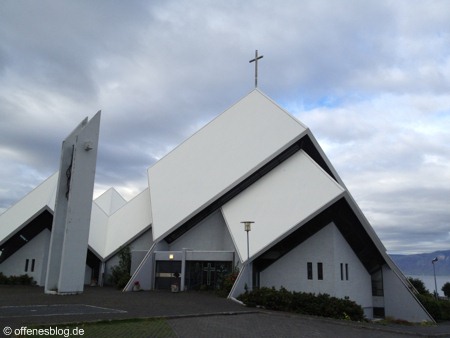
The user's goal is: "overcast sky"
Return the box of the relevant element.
[1,1,449,255]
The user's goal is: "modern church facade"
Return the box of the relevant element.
[0,89,433,322]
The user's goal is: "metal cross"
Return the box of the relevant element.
[203,263,216,286]
[249,50,264,88]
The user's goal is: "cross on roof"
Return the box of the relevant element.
[249,50,264,88]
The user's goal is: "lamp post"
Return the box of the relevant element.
[432,257,439,299]
[241,221,254,261]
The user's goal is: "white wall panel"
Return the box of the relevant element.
[222,150,344,261]
[260,223,372,309]
[94,188,127,215]
[0,229,51,286]
[103,188,152,258]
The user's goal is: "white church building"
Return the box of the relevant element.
[0,89,433,322]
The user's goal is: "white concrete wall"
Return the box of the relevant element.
[129,229,154,275]
[383,265,433,322]
[94,188,127,215]
[103,188,152,258]
[169,210,235,253]
[131,251,148,275]
[88,203,109,260]
[130,229,153,251]
[260,223,372,310]
[0,229,51,286]
[222,150,344,262]
[103,229,154,284]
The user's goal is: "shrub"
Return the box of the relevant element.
[216,267,239,297]
[408,277,431,296]
[442,282,450,298]
[0,272,34,285]
[110,246,131,289]
[238,287,365,321]
[0,272,8,284]
[417,294,450,321]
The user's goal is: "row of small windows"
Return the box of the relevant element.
[307,262,322,280]
[307,262,349,281]
[340,263,349,281]
[25,259,35,272]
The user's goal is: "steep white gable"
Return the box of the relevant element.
[148,89,307,241]
[222,150,345,261]
[103,188,152,259]
[0,172,58,244]
[94,188,127,215]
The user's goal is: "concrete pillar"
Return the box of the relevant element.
[45,112,101,294]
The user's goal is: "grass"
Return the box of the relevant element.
[16,318,176,338]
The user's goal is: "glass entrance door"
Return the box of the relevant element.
[155,261,181,290]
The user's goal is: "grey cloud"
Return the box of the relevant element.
[1,1,449,254]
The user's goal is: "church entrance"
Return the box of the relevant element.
[155,261,181,290]
[185,261,232,290]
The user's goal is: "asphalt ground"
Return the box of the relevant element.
[1,285,450,337]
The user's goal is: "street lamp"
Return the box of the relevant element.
[241,221,254,261]
[432,257,439,299]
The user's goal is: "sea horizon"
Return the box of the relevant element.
[408,274,450,297]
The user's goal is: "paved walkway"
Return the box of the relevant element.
[1,285,450,337]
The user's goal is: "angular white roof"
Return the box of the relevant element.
[222,150,345,261]
[94,188,127,215]
[148,89,308,241]
[88,188,152,259]
[0,170,151,260]
[101,188,152,259]
[0,172,58,245]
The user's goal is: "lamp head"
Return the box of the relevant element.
[241,221,254,232]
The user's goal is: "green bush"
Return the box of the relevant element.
[216,267,239,297]
[0,272,34,285]
[0,272,8,284]
[442,282,450,298]
[110,246,131,289]
[417,294,450,321]
[238,287,365,321]
[408,277,431,296]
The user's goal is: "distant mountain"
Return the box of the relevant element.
[390,250,450,276]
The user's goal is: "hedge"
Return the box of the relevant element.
[238,287,365,321]
[0,272,35,285]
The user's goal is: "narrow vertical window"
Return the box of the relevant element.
[25,259,29,272]
[307,262,313,280]
[340,263,344,280]
[345,263,349,280]
[31,259,35,272]
[317,262,323,280]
